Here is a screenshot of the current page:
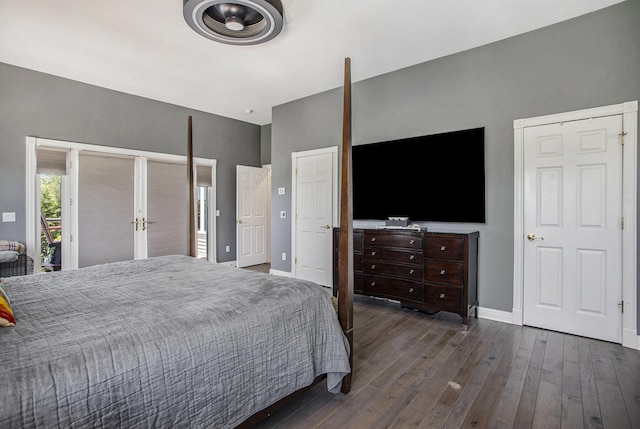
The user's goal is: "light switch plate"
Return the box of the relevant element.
[278,187,285,195]
[2,212,16,222]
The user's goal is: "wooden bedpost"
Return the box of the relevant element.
[338,57,354,394]
[187,115,197,257]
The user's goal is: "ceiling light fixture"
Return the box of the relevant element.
[183,0,284,46]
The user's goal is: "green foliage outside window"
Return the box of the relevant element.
[41,175,61,264]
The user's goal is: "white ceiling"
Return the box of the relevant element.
[0,0,625,126]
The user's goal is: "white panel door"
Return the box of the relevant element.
[523,115,623,342]
[295,152,333,286]
[236,165,269,268]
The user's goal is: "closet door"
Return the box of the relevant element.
[146,160,188,257]
[77,153,135,268]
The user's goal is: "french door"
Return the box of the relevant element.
[26,137,216,270]
[77,155,189,267]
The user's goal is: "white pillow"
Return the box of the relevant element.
[0,251,19,263]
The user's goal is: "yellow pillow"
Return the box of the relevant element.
[0,281,15,327]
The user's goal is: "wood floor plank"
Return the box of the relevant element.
[440,324,520,429]
[540,330,564,387]
[595,379,633,429]
[578,336,594,364]
[513,329,548,428]
[580,361,604,429]
[419,331,498,428]
[561,393,584,429]
[459,325,527,429]
[592,354,618,385]
[488,349,533,429]
[389,322,500,428]
[610,345,640,426]
[255,297,639,429]
[562,360,581,401]
[562,334,579,364]
[532,380,562,429]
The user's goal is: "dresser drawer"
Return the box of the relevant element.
[364,232,422,249]
[364,261,422,281]
[363,275,422,302]
[424,284,463,311]
[424,236,465,260]
[363,247,422,264]
[424,259,464,285]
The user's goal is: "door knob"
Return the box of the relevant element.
[321,224,331,229]
[527,233,544,241]
[237,219,244,224]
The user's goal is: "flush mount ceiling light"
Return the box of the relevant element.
[183,0,284,46]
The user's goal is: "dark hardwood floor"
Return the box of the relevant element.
[241,263,270,274]
[252,295,640,429]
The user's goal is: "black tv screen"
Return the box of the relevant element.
[352,127,485,223]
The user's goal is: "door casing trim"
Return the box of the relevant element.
[26,136,217,269]
[290,146,338,280]
[513,101,638,348]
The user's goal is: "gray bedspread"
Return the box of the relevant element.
[0,255,350,428]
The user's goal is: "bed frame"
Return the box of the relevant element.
[186,58,355,426]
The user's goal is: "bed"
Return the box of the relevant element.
[0,58,355,428]
[0,256,350,428]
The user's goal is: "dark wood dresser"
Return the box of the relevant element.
[333,228,479,328]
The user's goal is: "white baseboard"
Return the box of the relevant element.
[477,306,513,324]
[479,307,640,350]
[270,269,292,277]
[622,327,640,350]
[218,260,237,267]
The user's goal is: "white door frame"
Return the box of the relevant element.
[513,101,638,349]
[291,146,338,280]
[26,136,217,269]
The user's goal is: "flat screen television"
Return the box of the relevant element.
[352,127,485,223]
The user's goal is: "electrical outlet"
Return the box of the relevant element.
[225,245,230,252]
[278,187,285,195]
[280,211,286,219]
[281,252,286,261]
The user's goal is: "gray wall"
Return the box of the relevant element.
[270,1,640,327]
[0,62,262,262]
[260,124,272,166]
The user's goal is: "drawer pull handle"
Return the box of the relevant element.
[409,255,415,260]
[371,237,376,242]
[440,293,445,299]
[440,245,446,251]
[409,269,414,274]
[440,269,446,275]
[371,281,376,287]
[371,264,376,269]
[409,288,414,293]
[371,251,376,256]
[409,239,415,244]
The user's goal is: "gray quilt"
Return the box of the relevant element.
[0,255,351,428]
